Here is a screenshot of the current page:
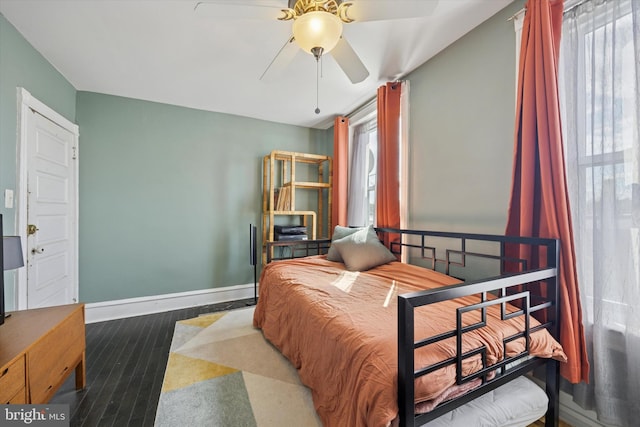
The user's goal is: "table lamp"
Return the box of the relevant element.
[1,214,25,325]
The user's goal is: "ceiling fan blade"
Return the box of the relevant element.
[260,36,299,81]
[329,38,369,84]
[194,1,288,20]
[345,0,439,22]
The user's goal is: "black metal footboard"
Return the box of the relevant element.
[385,229,560,427]
[263,228,561,427]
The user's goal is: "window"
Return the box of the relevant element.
[346,82,408,232]
[559,2,638,422]
[364,119,378,226]
[347,113,377,227]
[559,0,638,329]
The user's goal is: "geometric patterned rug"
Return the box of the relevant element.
[154,307,322,427]
[154,307,552,427]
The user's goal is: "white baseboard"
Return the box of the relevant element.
[84,283,257,324]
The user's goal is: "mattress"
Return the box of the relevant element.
[421,376,548,427]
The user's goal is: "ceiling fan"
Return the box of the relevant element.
[196,0,439,84]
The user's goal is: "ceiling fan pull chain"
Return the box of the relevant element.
[310,46,324,114]
[315,56,321,114]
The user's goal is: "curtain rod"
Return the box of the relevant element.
[347,79,406,119]
[563,0,589,15]
[507,8,525,21]
[347,96,377,119]
[506,0,590,21]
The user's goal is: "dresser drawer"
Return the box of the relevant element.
[7,387,27,404]
[28,307,85,403]
[0,356,26,404]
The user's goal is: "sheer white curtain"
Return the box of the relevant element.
[347,123,369,227]
[399,81,410,233]
[512,8,526,98]
[559,0,640,425]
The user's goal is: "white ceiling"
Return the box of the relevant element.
[0,0,512,129]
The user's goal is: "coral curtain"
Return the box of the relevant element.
[376,83,402,249]
[332,116,349,229]
[505,0,589,383]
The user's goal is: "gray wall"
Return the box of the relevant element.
[0,14,76,309]
[76,92,326,302]
[407,0,524,235]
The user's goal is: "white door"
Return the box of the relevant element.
[25,110,78,308]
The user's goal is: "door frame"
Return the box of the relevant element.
[15,88,79,310]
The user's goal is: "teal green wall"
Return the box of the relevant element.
[76,92,326,302]
[0,14,76,310]
[0,14,76,231]
[407,0,524,235]
[1,0,525,305]
[0,12,328,305]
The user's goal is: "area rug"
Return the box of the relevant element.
[154,306,322,427]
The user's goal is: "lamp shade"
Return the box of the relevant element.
[3,236,24,271]
[292,11,343,54]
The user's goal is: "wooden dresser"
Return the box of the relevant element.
[0,303,86,404]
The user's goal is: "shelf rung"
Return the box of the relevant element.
[265,210,317,215]
[281,182,331,189]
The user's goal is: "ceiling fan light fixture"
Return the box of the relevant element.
[292,11,343,55]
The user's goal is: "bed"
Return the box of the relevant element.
[253,226,564,427]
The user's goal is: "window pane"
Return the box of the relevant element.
[368,129,378,225]
[584,12,635,156]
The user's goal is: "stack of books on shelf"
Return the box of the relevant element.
[274,225,308,241]
[274,187,291,211]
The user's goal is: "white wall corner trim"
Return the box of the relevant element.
[84,283,257,323]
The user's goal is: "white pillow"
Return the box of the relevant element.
[326,225,363,262]
[331,225,397,271]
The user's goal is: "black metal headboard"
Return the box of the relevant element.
[265,238,331,263]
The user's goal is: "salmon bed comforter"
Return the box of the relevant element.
[253,256,567,427]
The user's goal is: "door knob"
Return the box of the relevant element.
[27,224,39,235]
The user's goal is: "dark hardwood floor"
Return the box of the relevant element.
[51,298,572,427]
[50,299,255,427]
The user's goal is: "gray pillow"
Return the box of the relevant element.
[331,225,397,271]
[326,225,363,262]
